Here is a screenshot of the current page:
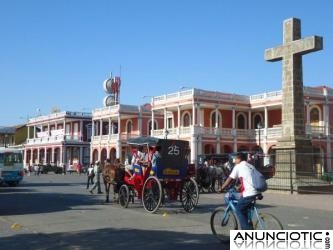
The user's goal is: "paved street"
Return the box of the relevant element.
[1,174,333,250]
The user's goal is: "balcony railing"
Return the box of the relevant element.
[26,134,85,145]
[150,125,328,140]
[88,124,330,145]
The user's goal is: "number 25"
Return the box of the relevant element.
[168,145,180,156]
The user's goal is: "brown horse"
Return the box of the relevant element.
[102,160,125,203]
[102,161,116,203]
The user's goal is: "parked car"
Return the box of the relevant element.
[39,164,63,174]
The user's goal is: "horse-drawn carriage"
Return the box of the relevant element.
[118,136,199,213]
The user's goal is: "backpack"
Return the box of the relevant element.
[248,164,268,192]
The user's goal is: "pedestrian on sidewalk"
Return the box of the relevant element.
[86,163,94,189]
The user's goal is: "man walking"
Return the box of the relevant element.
[89,161,103,194]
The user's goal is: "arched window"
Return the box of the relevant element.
[236,113,246,129]
[211,111,222,128]
[253,114,262,129]
[126,120,132,133]
[310,107,320,126]
[183,112,191,127]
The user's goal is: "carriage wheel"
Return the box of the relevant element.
[142,176,162,213]
[180,177,199,212]
[119,185,130,208]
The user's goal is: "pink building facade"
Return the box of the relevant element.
[91,85,333,174]
[24,111,92,169]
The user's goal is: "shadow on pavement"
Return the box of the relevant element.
[0,227,225,250]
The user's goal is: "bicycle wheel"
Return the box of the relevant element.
[210,207,238,243]
[253,212,283,230]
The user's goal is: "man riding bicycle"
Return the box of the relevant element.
[219,152,260,230]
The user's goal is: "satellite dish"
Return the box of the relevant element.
[103,78,113,93]
[103,94,117,106]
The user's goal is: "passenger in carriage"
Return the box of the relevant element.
[137,145,150,176]
[124,159,134,180]
[132,156,144,199]
[150,145,161,176]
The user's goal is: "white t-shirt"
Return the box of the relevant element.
[229,161,258,198]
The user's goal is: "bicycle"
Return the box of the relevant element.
[210,188,283,243]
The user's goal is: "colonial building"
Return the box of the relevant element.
[24,111,92,168]
[91,103,163,163]
[91,84,333,174]
[0,126,16,147]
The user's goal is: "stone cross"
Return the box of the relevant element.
[265,18,323,142]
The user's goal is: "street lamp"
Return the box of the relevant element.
[164,129,169,139]
[257,122,262,153]
[4,134,8,148]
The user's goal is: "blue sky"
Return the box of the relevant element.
[0,0,332,126]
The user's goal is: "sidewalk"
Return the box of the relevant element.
[207,191,333,212]
[259,191,333,212]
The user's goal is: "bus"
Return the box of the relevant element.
[0,147,24,186]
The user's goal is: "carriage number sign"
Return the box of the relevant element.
[168,145,180,156]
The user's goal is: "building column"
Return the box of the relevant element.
[198,104,202,127]
[44,146,47,164]
[164,108,167,130]
[216,137,221,154]
[138,106,142,136]
[116,139,121,160]
[99,119,103,136]
[108,118,112,140]
[79,147,83,164]
[63,119,66,138]
[151,110,155,131]
[191,135,199,165]
[23,149,27,168]
[60,146,64,166]
[264,107,268,153]
[51,147,55,164]
[177,105,181,138]
[232,107,237,152]
[118,114,121,140]
[92,120,95,137]
[37,148,40,164]
[306,101,310,125]
[30,150,33,165]
[323,87,332,171]
[248,110,252,129]
[232,107,235,129]
[214,105,218,128]
[80,120,83,141]
[192,103,196,127]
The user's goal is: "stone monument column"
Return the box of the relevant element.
[264,18,323,190]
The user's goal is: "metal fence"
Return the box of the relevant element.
[266,152,333,194]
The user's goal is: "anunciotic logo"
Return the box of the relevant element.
[230,230,332,250]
